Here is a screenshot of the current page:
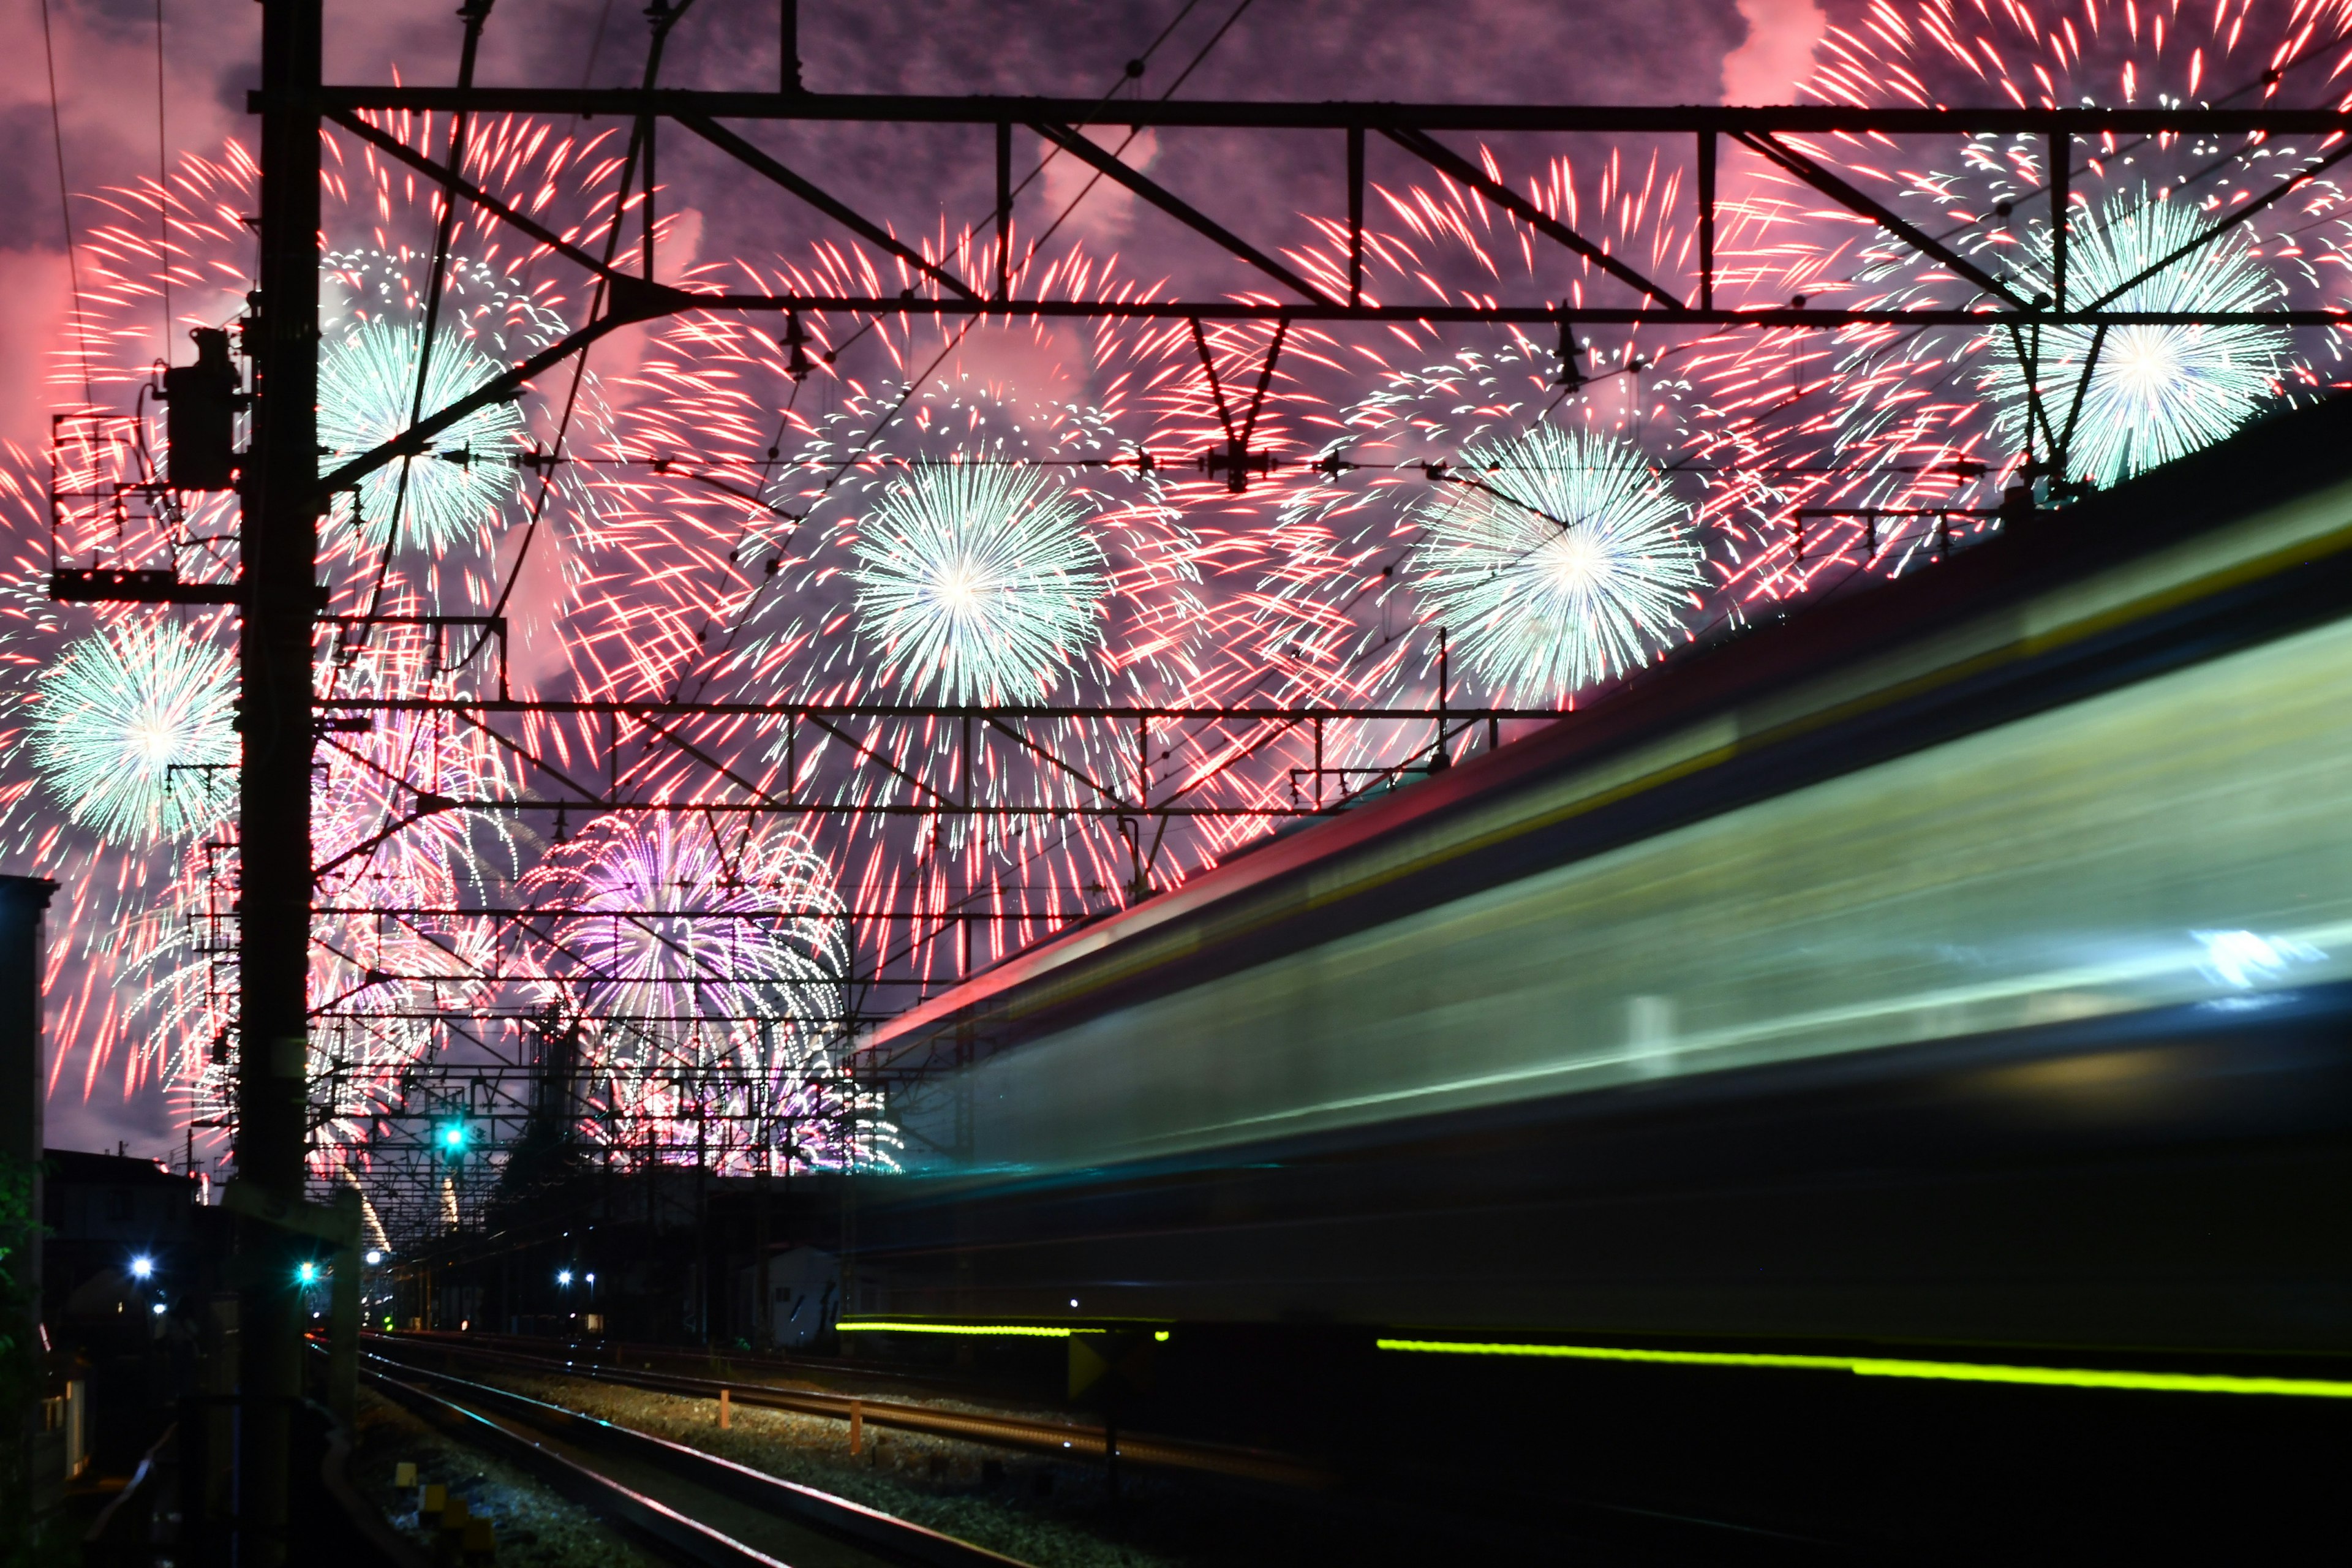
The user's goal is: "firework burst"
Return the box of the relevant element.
[1409,426,1705,702]
[24,615,236,848]
[1978,186,2290,484]
[317,251,556,556]
[529,813,845,1053]
[1246,139,1709,726]
[521,812,886,1172]
[576,227,1242,1002]
[1694,0,2352,600]
[846,462,1107,705]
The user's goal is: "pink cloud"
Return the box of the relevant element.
[1720,0,1828,104]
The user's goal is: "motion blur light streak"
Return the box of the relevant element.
[835,1321,1077,1337]
[1373,1340,2352,1398]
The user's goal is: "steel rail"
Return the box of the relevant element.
[363,1364,794,1568]
[366,1333,1329,1489]
[363,1353,1031,1567]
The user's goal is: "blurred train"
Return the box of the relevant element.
[846,396,2352,1355]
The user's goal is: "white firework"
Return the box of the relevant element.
[846,462,1109,706]
[317,251,575,556]
[1982,187,2290,485]
[25,616,238,848]
[1409,424,1704,703]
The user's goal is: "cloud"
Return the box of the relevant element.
[1037,125,1159,249]
[0,247,75,450]
[490,517,575,699]
[934,321,1095,413]
[1721,0,1828,104]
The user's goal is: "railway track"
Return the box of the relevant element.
[361,1351,1030,1568]
[363,1332,1329,1489]
[394,1329,1029,1404]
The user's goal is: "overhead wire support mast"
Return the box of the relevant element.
[243,3,323,1565]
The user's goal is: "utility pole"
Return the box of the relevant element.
[237,1,322,1562]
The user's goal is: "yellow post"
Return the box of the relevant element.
[718,1387,731,1429]
[848,1400,862,1455]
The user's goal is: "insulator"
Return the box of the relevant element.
[1553,318,1584,391]
[782,312,813,380]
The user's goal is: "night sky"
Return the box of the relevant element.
[2,0,1827,1159]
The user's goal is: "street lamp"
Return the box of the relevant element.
[557,1269,573,1286]
[129,1254,154,1281]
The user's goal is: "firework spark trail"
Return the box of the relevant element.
[575,227,1274,995]
[1246,148,1715,737]
[25,614,236,848]
[1408,425,1705,702]
[6,115,640,1189]
[518,812,888,1172]
[1694,0,2352,601]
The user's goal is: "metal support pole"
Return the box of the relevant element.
[1698,130,1716,311]
[239,2,322,1562]
[780,0,801,93]
[1313,718,1324,810]
[326,1189,361,1426]
[641,113,658,280]
[1433,627,1449,769]
[2050,130,2070,312]
[1346,124,1364,307]
[752,1166,771,1349]
[995,122,1012,301]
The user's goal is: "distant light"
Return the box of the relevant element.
[297,1262,319,1284]
[557,1269,573,1286]
[364,1250,383,1266]
[151,1303,167,1316]
[1069,1298,1079,1308]
[584,1273,594,1284]
[129,1254,154,1281]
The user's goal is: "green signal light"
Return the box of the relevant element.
[296,1262,319,1285]
[440,1124,464,1149]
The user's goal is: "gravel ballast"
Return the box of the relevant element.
[349,1385,671,1568]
